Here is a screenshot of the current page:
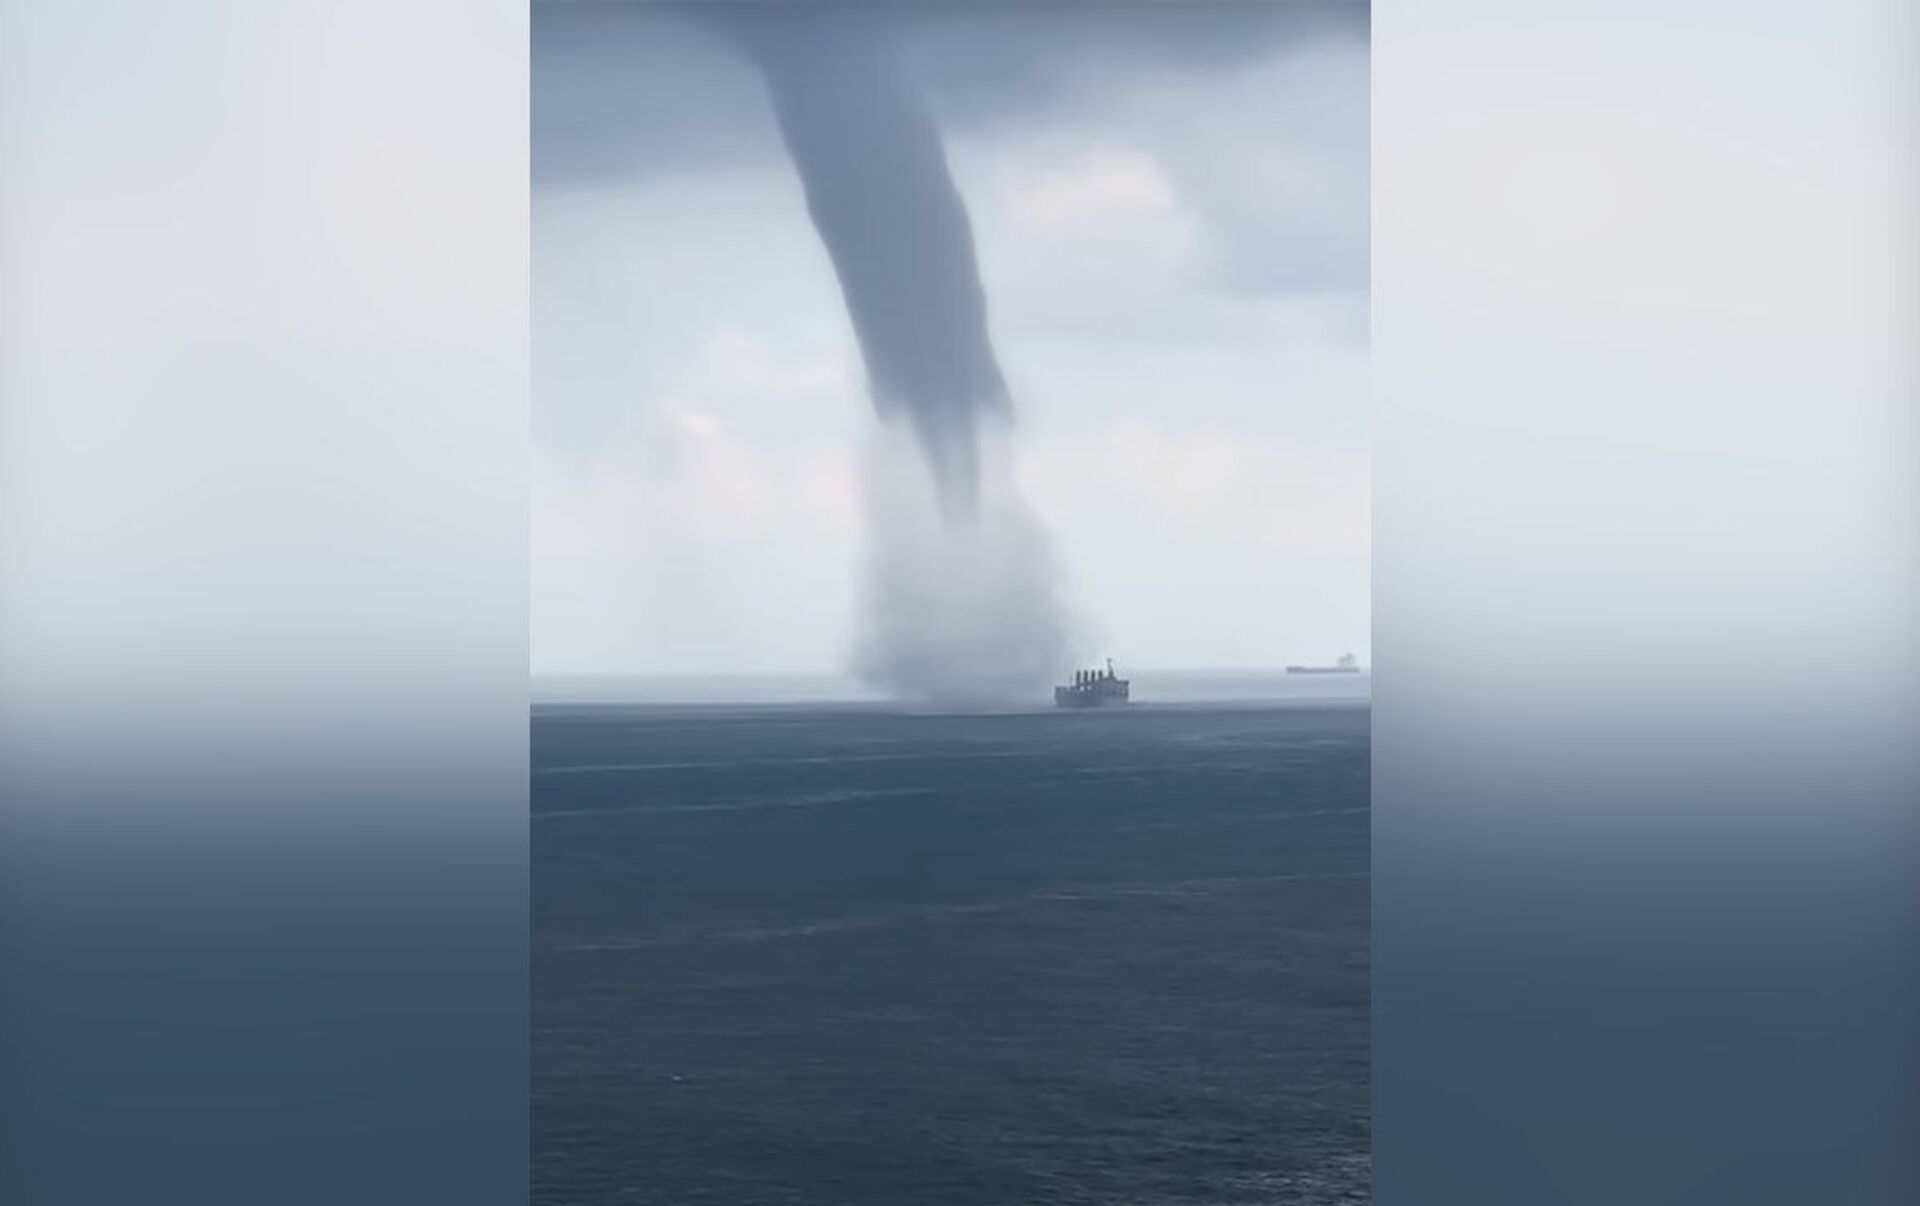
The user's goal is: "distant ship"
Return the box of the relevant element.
[1055,660,1130,708]
[1286,652,1361,675]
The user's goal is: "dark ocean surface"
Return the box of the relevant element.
[533,699,1370,1205]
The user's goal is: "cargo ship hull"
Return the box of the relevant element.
[1286,653,1362,676]
[1053,686,1129,707]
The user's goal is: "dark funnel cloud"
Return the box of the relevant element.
[717,7,1009,515]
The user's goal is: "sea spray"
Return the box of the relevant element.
[852,421,1070,704]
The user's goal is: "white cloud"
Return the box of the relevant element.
[1000,145,1181,224]
[1021,418,1370,667]
[531,330,862,675]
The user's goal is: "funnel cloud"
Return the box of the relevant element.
[724,9,1071,701]
[724,10,1008,514]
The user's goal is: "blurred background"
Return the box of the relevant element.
[0,2,1913,1204]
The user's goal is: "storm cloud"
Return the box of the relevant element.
[533,2,1366,187]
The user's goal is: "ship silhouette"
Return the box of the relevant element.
[1285,652,1361,675]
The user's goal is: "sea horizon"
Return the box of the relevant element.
[531,667,1373,709]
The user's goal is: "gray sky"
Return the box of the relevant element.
[532,2,1370,675]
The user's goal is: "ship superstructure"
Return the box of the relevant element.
[1054,660,1130,708]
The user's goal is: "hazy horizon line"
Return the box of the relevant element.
[531,663,1371,682]
[530,665,1372,707]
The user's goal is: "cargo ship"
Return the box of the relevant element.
[1054,660,1130,708]
[1286,652,1361,675]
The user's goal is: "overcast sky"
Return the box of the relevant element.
[532,2,1370,676]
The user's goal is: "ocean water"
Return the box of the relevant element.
[533,698,1370,1205]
